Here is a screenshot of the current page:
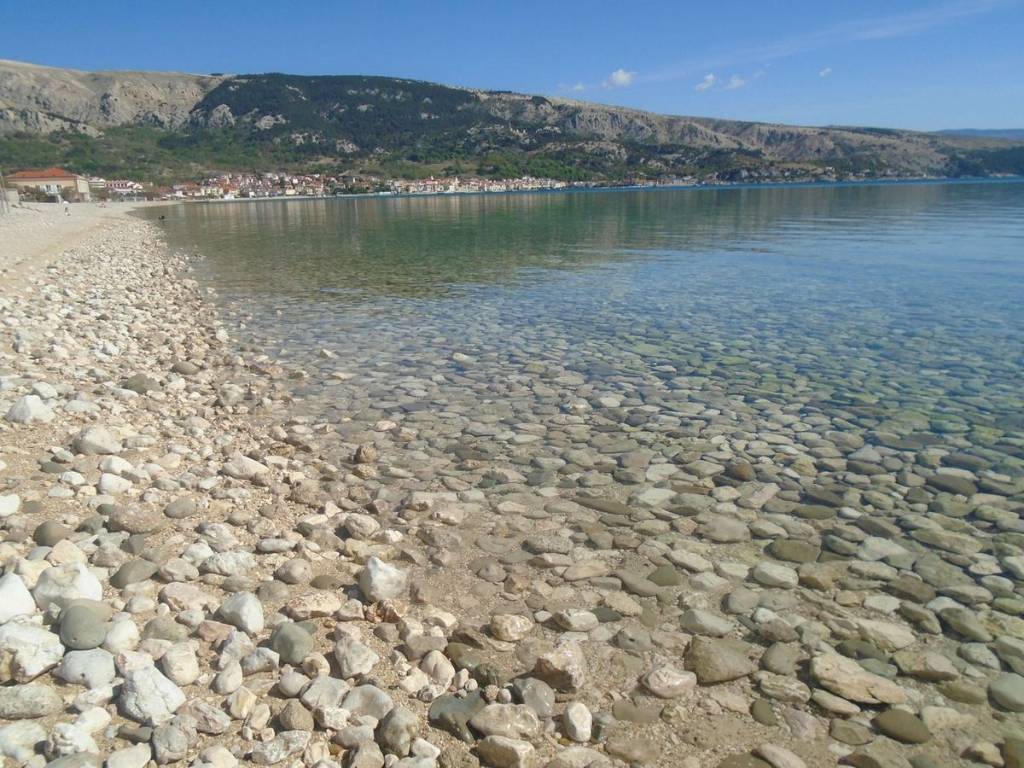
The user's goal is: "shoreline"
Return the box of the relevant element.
[1,200,1023,768]
[186,174,1024,206]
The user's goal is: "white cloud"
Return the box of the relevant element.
[695,73,717,92]
[572,82,585,92]
[819,67,833,78]
[725,74,747,90]
[604,68,636,88]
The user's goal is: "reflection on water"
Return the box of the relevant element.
[148,180,1024,459]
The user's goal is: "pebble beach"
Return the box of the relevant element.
[1,197,1024,768]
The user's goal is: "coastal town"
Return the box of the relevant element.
[2,168,575,204]
[2,164,887,206]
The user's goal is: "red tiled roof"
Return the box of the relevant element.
[8,167,78,180]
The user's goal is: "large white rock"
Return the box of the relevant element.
[221,453,268,480]
[0,623,65,682]
[32,563,103,611]
[0,721,48,764]
[218,592,264,635]
[160,644,200,686]
[46,721,99,758]
[476,736,536,768]
[751,561,798,589]
[97,473,132,495]
[642,667,698,699]
[55,649,116,689]
[103,618,141,654]
[0,494,22,519]
[73,426,122,455]
[333,633,380,679]
[106,743,153,768]
[810,653,907,705]
[854,618,916,652]
[358,556,407,602]
[0,573,36,622]
[5,395,54,424]
[563,701,592,743]
[533,642,588,692]
[119,665,186,725]
[490,614,534,642]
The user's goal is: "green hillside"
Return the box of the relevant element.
[2,66,1023,183]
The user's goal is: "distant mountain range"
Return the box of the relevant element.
[1,58,1022,183]
[937,129,1024,141]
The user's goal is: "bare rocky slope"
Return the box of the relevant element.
[0,59,223,134]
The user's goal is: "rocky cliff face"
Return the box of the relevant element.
[0,59,223,133]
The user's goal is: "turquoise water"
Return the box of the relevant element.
[150,180,1024,473]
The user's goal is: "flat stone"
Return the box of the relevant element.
[163,498,196,519]
[685,636,758,684]
[55,648,116,689]
[121,374,160,394]
[751,699,777,726]
[874,709,930,744]
[469,704,540,739]
[754,744,807,768]
[74,426,122,455]
[891,650,958,682]
[342,684,394,719]
[611,700,663,724]
[0,683,63,718]
[698,516,750,543]
[605,737,661,765]
[642,667,697,698]
[831,719,873,746]
[810,654,906,705]
[110,560,159,589]
[768,539,820,564]
[680,608,735,637]
[989,673,1024,712]
[476,736,535,768]
[5,395,54,423]
[926,473,977,496]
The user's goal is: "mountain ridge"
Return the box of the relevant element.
[1,58,1022,182]
[937,128,1024,141]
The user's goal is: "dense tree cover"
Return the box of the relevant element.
[946,146,1024,177]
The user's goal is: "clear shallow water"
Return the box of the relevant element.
[149,181,1024,470]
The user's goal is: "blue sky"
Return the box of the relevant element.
[1,0,1021,130]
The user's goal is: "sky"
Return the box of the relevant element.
[1,0,1022,130]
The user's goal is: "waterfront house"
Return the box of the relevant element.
[8,167,92,201]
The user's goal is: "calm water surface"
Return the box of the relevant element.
[149,181,1024,469]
